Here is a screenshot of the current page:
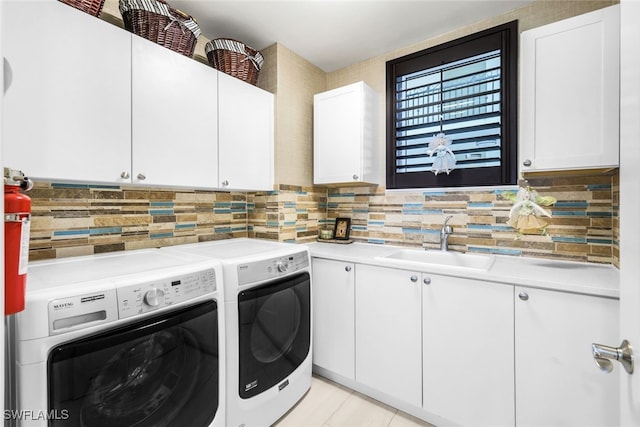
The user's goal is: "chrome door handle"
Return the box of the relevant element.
[345,266,352,272]
[592,340,634,374]
[120,171,130,179]
[523,159,532,167]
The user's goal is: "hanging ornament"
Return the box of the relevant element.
[503,181,557,235]
[427,132,456,175]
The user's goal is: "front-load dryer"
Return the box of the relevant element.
[5,248,225,427]
[164,238,312,427]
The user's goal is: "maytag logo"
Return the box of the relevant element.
[52,301,74,310]
[80,294,105,303]
[245,380,258,392]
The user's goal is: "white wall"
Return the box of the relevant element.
[619,1,640,424]
[1,0,6,418]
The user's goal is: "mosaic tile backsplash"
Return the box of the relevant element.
[28,171,619,267]
[327,173,619,266]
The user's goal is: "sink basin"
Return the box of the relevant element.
[382,249,495,271]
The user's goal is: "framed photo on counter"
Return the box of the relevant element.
[333,217,351,240]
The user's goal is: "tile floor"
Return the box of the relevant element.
[273,375,436,427]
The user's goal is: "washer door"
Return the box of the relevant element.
[48,300,219,427]
[238,272,311,399]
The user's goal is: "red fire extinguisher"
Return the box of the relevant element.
[4,168,33,315]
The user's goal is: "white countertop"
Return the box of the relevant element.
[309,242,620,298]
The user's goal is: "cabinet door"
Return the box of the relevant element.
[131,36,218,188]
[218,72,274,191]
[2,1,131,183]
[311,258,355,379]
[515,287,619,427]
[314,84,363,184]
[520,5,619,171]
[423,275,514,427]
[355,265,422,407]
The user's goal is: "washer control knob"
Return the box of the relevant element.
[144,288,165,307]
[276,261,289,273]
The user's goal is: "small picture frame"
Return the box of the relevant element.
[333,217,351,240]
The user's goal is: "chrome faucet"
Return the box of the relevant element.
[440,215,453,251]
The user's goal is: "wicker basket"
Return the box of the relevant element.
[205,39,264,86]
[59,0,106,17]
[119,0,201,57]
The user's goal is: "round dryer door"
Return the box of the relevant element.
[238,272,311,399]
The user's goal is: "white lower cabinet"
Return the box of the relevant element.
[311,256,619,427]
[355,265,422,407]
[515,287,619,427]
[422,274,514,426]
[311,258,355,380]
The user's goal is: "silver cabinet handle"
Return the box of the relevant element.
[137,173,146,180]
[120,171,130,179]
[592,340,634,374]
[221,180,229,187]
[345,266,352,272]
[410,275,418,283]
[352,174,359,180]
[423,277,431,285]
[523,159,532,167]
[518,292,529,301]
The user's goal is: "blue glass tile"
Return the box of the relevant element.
[89,227,122,235]
[53,229,89,236]
[150,232,173,239]
[175,223,195,229]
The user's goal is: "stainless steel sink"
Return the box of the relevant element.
[382,249,496,271]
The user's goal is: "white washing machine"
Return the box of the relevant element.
[5,248,225,427]
[164,238,312,427]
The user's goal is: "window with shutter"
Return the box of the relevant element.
[386,21,518,189]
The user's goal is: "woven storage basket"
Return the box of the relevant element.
[59,0,106,16]
[119,0,201,57]
[205,39,264,86]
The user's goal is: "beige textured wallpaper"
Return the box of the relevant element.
[326,0,619,184]
[272,44,326,187]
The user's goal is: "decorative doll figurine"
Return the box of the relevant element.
[428,133,456,175]
[503,184,557,235]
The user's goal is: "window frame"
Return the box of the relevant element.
[386,21,519,189]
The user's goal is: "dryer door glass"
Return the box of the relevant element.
[48,300,219,427]
[238,272,311,399]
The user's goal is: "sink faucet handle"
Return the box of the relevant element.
[443,215,453,226]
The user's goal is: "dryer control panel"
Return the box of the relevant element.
[117,268,217,319]
[237,251,309,285]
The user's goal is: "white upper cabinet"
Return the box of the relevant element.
[131,36,218,188]
[314,81,380,185]
[519,5,620,172]
[2,1,131,183]
[218,72,274,191]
